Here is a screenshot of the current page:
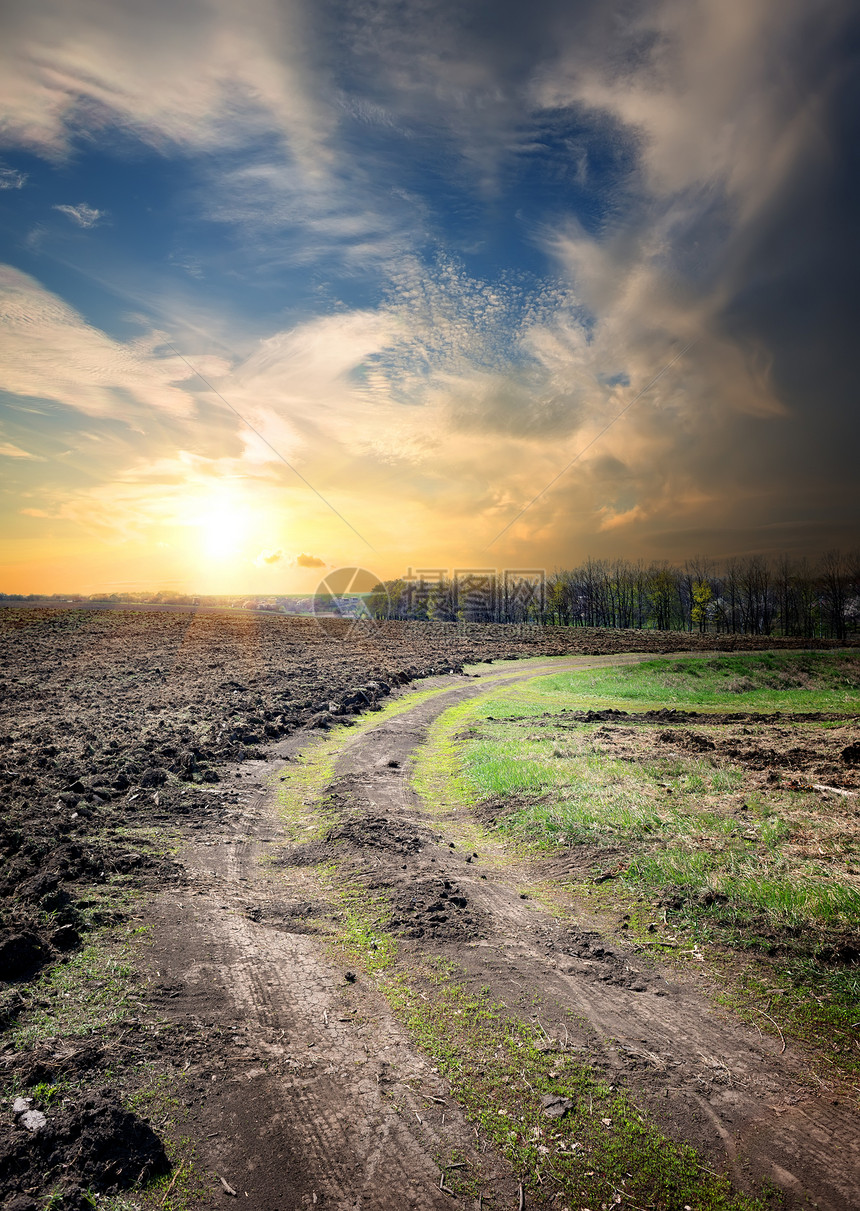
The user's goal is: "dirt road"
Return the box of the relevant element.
[149,655,860,1210]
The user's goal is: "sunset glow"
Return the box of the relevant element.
[0,1,857,594]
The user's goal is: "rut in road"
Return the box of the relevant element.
[151,656,860,1210]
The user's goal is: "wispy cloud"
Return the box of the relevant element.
[0,441,43,459]
[0,265,208,420]
[0,0,334,167]
[0,161,27,189]
[200,154,415,274]
[53,202,107,228]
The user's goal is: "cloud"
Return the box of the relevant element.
[532,1,843,209]
[255,548,283,566]
[205,157,411,272]
[0,265,208,420]
[0,441,43,459]
[0,0,334,169]
[0,0,856,574]
[53,202,106,228]
[355,255,596,445]
[319,0,587,194]
[513,0,860,548]
[167,244,786,563]
[295,553,325,568]
[219,308,398,475]
[0,161,27,189]
[19,449,263,537]
[545,222,784,420]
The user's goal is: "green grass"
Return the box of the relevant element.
[626,848,860,931]
[112,1074,209,1211]
[537,650,860,712]
[385,966,771,1211]
[465,732,744,836]
[415,657,860,943]
[715,959,860,1068]
[408,652,860,1079]
[411,697,478,812]
[10,927,147,1048]
[327,869,399,974]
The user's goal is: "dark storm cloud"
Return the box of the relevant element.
[717,18,860,480]
[517,0,860,557]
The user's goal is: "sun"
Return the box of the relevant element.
[190,487,252,562]
[202,501,244,559]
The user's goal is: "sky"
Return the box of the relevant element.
[0,0,858,595]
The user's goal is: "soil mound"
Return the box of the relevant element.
[0,1092,169,1209]
[388,876,482,942]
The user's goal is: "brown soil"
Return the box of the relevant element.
[553,706,858,789]
[0,1093,168,1210]
[1,609,858,1209]
[1,609,841,993]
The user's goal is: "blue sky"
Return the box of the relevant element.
[0,0,857,593]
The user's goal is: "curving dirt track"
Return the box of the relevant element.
[149,655,860,1210]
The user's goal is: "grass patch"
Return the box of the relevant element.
[326,869,399,975]
[627,848,860,932]
[385,966,771,1211]
[409,653,860,1079]
[100,1071,210,1211]
[713,958,860,1066]
[537,650,860,712]
[4,924,209,1211]
[274,741,338,841]
[10,926,148,1049]
[431,665,860,942]
[411,697,481,815]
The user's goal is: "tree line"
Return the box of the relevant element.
[368,551,860,639]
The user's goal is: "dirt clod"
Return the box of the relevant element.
[0,1094,169,1206]
[541,1094,576,1118]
